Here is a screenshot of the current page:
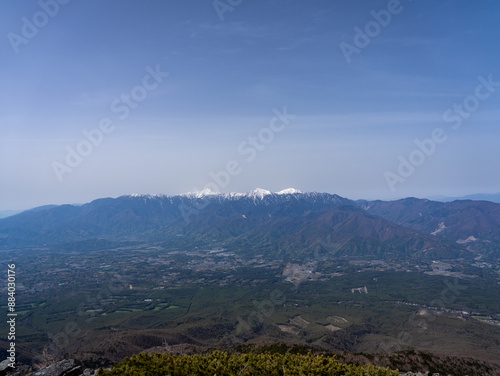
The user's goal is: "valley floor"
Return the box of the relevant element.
[1,245,499,374]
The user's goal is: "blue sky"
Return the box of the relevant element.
[1,0,499,210]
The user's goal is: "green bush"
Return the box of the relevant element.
[98,351,399,376]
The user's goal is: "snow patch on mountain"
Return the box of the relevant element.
[128,193,166,199]
[130,188,326,202]
[248,188,272,199]
[276,188,302,195]
[182,188,220,198]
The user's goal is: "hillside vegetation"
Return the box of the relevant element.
[97,351,399,375]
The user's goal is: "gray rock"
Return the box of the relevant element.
[60,367,83,376]
[0,359,9,372]
[0,360,10,373]
[4,364,33,376]
[28,360,82,376]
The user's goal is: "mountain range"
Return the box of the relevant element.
[430,192,500,203]
[1,188,499,261]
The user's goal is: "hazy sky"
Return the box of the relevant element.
[1,0,499,210]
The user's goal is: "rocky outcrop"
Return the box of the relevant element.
[29,360,82,376]
[1,359,96,376]
[1,360,31,376]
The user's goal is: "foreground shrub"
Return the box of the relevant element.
[98,351,399,376]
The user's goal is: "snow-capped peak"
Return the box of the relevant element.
[276,188,302,195]
[180,188,304,200]
[248,188,272,199]
[183,188,220,198]
[128,193,164,198]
